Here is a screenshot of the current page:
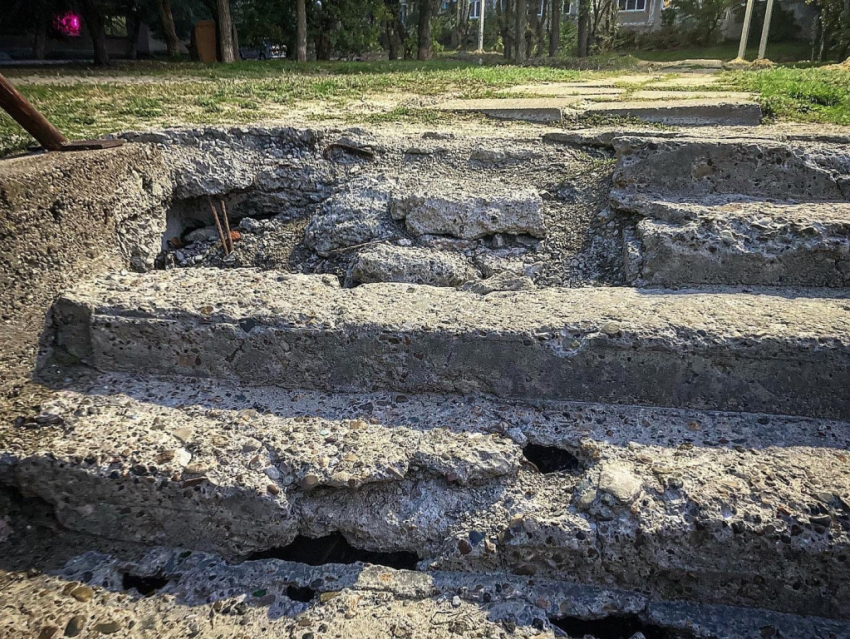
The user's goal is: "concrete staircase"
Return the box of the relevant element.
[3,125,850,638]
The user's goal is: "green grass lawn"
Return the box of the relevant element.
[724,65,850,125]
[1,56,848,156]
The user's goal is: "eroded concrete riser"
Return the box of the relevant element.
[52,270,850,418]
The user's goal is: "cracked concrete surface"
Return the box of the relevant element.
[52,269,850,417]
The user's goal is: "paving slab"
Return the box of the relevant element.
[646,74,723,88]
[502,84,625,96]
[51,269,850,418]
[577,98,762,126]
[626,90,757,101]
[3,371,850,616]
[435,98,582,122]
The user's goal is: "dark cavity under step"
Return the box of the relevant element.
[550,614,676,639]
[121,572,170,596]
[246,532,420,570]
[286,585,317,602]
[522,444,583,474]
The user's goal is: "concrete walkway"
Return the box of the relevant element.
[436,70,761,126]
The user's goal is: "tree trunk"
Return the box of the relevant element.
[451,0,462,48]
[577,0,589,56]
[499,0,513,59]
[127,2,142,60]
[418,0,433,60]
[157,0,181,57]
[33,17,48,60]
[549,0,560,56]
[386,0,405,60]
[78,0,111,66]
[296,0,307,61]
[215,0,235,62]
[514,0,526,60]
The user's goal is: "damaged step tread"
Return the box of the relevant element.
[3,545,846,639]
[4,372,850,618]
[620,198,850,287]
[52,269,850,418]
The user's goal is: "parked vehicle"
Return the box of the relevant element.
[239,40,287,60]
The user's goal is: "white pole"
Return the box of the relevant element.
[737,0,756,60]
[478,0,485,51]
[757,0,775,59]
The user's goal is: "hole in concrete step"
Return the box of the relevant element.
[246,532,420,570]
[522,444,583,474]
[550,614,672,639]
[121,573,170,596]
[286,585,317,602]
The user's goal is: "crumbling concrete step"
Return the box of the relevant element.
[611,136,850,203]
[51,270,850,418]
[7,544,849,639]
[623,198,850,287]
[435,98,582,122]
[575,99,762,126]
[5,372,850,618]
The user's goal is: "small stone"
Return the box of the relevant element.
[452,595,462,608]
[64,616,85,637]
[301,474,321,489]
[70,585,94,602]
[38,625,60,639]
[264,466,281,480]
[320,591,340,603]
[458,539,473,555]
[598,462,642,504]
[600,322,620,337]
[94,620,122,634]
[173,427,194,443]
[267,484,280,495]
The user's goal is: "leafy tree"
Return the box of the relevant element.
[669,0,733,44]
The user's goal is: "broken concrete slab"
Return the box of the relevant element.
[347,244,479,287]
[390,181,545,239]
[611,137,850,203]
[435,98,582,123]
[621,198,850,287]
[5,372,850,617]
[51,269,850,418]
[577,98,762,126]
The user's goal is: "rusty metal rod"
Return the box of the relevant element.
[0,72,67,151]
[218,197,234,253]
[207,197,230,256]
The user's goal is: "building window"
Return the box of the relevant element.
[618,0,646,11]
[469,0,481,19]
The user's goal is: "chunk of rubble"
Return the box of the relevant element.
[304,181,396,256]
[347,244,478,287]
[391,181,545,239]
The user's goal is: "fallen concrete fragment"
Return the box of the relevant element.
[391,181,545,239]
[51,269,850,418]
[347,244,478,287]
[303,180,396,256]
